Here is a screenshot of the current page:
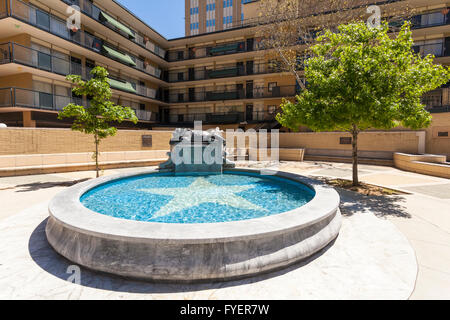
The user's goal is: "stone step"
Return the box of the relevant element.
[0,159,168,177]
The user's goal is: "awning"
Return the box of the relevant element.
[99,11,136,39]
[102,45,136,66]
[108,78,137,94]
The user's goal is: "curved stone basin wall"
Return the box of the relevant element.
[46,168,341,282]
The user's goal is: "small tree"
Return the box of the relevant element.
[59,66,138,177]
[277,22,450,186]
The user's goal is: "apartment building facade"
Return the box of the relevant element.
[0,0,449,133]
[186,0,253,36]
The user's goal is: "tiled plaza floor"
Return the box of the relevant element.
[0,162,449,299]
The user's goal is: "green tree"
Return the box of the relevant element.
[277,21,450,186]
[59,66,138,177]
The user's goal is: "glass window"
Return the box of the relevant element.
[268,82,278,92]
[36,10,50,30]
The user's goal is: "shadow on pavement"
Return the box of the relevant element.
[14,179,90,193]
[29,218,335,294]
[337,188,411,219]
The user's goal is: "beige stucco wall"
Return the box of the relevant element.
[278,131,421,151]
[425,113,450,158]
[0,128,172,155]
[394,153,450,179]
[277,131,425,160]
[0,125,448,162]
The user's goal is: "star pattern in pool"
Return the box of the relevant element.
[80,172,315,224]
[140,177,268,218]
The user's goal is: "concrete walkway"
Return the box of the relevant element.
[0,162,448,299]
[261,161,450,300]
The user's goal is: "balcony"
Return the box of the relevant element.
[0,87,81,111]
[168,85,299,104]
[0,0,6,18]
[427,105,450,113]
[165,112,245,125]
[412,39,449,58]
[0,87,158,121]
[0,42,159,100]
[162,109,279,125]
[61,0,166,59]
[168,40,253,62]
[134,109,155,121]
[167,62,281,82]
[7,0,163,81]
[407,10,450,30]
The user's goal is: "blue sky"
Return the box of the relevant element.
[117,0,185,39]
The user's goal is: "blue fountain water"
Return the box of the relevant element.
[81,171,315,224]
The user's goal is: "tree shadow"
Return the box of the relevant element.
[307,175,411,219]
[337,188,411,219]
[14,179,90,193]
[28,218,336,295]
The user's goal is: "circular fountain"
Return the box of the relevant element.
[46,129,341,282]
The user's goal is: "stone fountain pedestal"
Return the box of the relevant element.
[159,128,235,174]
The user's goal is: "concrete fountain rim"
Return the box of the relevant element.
[48,168,340,244]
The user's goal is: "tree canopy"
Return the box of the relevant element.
[59,66,138,138]
[59,66,138,177]
[277,22,450,132]
[276,21,450,185]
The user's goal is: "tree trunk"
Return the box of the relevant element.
[351,127,359,186]
[94,134,100,178]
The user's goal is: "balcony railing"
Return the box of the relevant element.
[427,105,450,113]
[0,87,82,111]
[164,112,245,124]
[0,42,159,100]
[8,0,163,80]
[168,39,257,62]
[168,86,299,103]
[134,109,156,121]
[0,87,157,121]
[162,110,279,125]
[167,62,282,82]
[62,0,167,60]
[413,40,448,58]
[1,0,6,18]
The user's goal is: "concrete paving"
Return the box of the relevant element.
[269,161,450,300]
[0,162,448,299]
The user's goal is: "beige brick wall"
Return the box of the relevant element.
[278,131,422,152]
[0,125,448,161]
[425,113,450,158]
[0,128,172,155]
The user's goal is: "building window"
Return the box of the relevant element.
[438,131,449,137]
[268,82,277,92]
[268,106,277,114]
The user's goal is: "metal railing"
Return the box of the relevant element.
[62,0,167,59]
[413,41,447,57]
[0,87,79,111]
[0,87,157,121]
[427,105,450,113]
[0,0,7,18]
[167,39,258,62]
[9,0,163,80]
[167,62,282,82]
[0,42,159,100]
[134,109,155,121]
[162,110,279,124]
[164,112,245,124]
[168,86,299,103]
